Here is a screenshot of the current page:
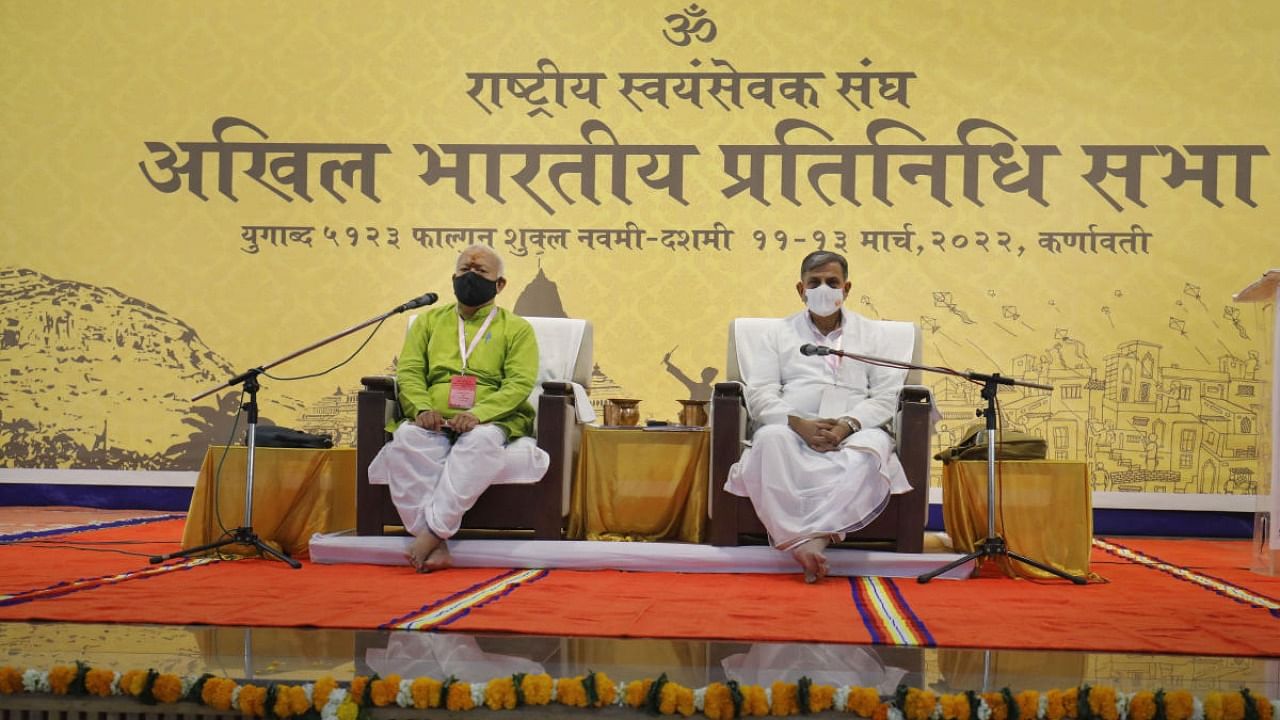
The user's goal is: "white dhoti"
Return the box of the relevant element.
[725,425,910,551]
[368,423,547,539]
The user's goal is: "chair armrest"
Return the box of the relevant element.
[891,385,933,552]
[361,375,396,395]
[708,380,748,545]
[540,381,574,397]
[713,381,744,399]
[900,385,932,405]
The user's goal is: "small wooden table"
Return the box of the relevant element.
[568,426,709,543]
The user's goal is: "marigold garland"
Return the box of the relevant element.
[312,676,338,710]
[849,686,884,716]
[1168,691,1197,720]
[370,673,400,707]
[151,673,184,704]
[2,664,1278,720]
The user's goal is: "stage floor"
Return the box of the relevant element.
[0,506,1277,709]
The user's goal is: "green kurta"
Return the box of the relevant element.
[393,303,539,440]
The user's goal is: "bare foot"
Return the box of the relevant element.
[407,533,441,572]
[424,543,453,571]
[791,537,831,584]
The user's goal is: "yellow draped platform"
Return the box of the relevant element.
[942,460,1092,579]
[568,427,710,543]
[181,446,356,559]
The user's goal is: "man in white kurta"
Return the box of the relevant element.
[726,251,910,582]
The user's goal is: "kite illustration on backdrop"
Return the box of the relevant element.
[859,295,881,319]
[1223,306,1250,340]
[1101,306,1115,328]
[1184,283,1207,309]
[1003,305,1034,332]
[932,291,976,324]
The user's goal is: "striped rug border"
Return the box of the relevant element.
[1093,538,1280,617]
[383,568,550,631]
[0,513,186,544]
[0,557,217,607]
[849,576,936,647]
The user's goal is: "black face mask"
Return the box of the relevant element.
[453,271,498,307]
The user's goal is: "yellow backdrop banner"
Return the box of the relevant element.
[1,1,1276,509]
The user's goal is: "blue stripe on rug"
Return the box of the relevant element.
[0,513,186,544]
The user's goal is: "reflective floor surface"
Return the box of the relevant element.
[0,622,1276,698]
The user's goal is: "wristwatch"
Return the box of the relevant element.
[839,417,860,434]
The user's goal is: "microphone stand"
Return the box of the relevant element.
[804,345,1087,585]
[150,295,437,568]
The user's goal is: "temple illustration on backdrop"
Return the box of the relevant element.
[930,336,1266,495]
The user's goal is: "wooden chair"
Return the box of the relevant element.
[707,318,933,552]
[355,317,592,539]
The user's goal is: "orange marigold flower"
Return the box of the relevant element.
[942,693,971,720]
[0,667,25,695]
[1256,694,1275,720]
[313,677,338,710]
[349,676,370,704]
[1222,692,1246,720]
[48,665,76,695]
[659,682,694,716]
[1129,692,1157,720]
[204,677,236,711]
[770,681,798,716]
[809,684,836,714]
[272,686,294,719]
[486,677,517,710]
[85,668,115,697]
[675,684,696,716]
[119,670,147,698]
[1089,686,1118,720]
[241,684,270,717]
[370,675,400,707]
[1205,692,1225,720]
[741,685,769,717]
[446,681,474,711]
[908,690,940,720]
[410,677,441,709]
[703,683,731,720]
[849,687,883,717]
[1016,691,1041,720]
[1166,691,1195,720]
[522,673,554,705]
[1046,690,1068,720]
[556,677,587,707]
[596,673,619,707]
[292,685,312,716]
[873,701,892,720]
[151,674,183,704]
[982,692,1007,720]
[626,679,653,708]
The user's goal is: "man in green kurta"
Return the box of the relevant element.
[367,246,542,571]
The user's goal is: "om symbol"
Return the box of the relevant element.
[663,4,717,46]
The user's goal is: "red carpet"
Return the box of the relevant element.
[1,518,1276,657]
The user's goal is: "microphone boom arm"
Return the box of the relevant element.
[810,345,1054,392]
[191,294,436,402]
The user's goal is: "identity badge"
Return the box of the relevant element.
[448,374,477,409]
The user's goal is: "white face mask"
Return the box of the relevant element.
[805,284,845,317]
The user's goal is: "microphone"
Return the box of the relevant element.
[393,292,439,313]
[799,343,831,356]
